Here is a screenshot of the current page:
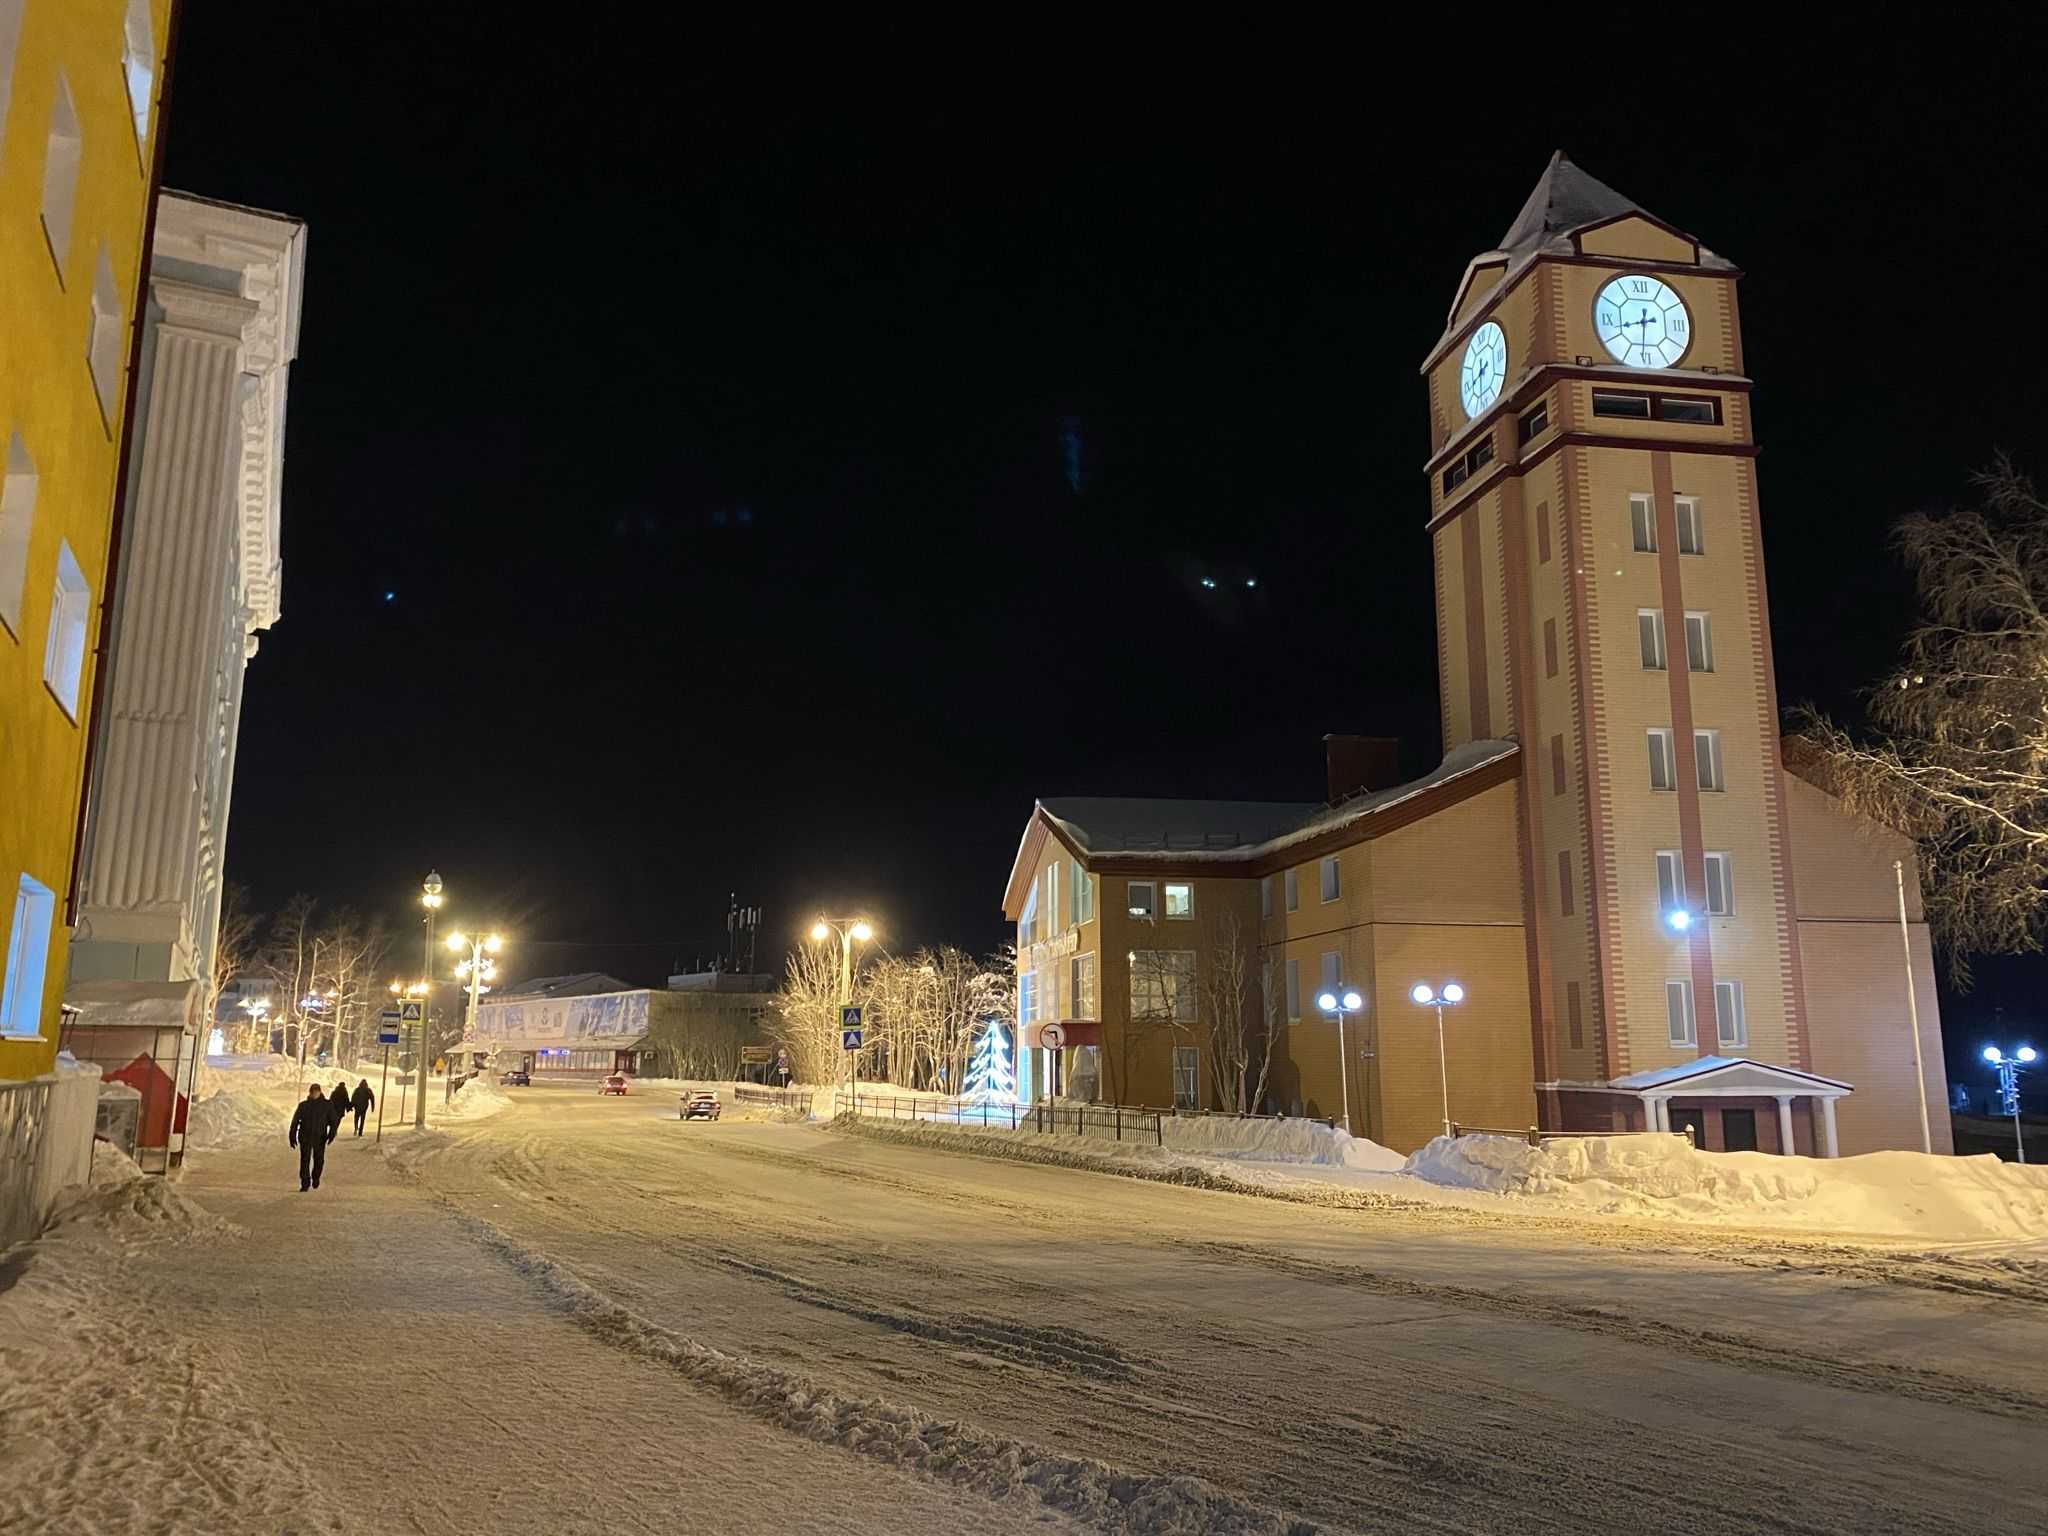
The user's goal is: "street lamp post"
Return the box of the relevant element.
[1315,987,1365,1135]
[1983,1044,2038,1164]
[810,916,874,1108]
[1409,982,1466,1139]
[446,929,503,1100]
[417,872,443,1129]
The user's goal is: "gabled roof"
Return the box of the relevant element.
[490,971,639,1001]
[1610,1056,1852,1096]
[1038,797,1322,857]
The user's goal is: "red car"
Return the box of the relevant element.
[599,1074,629,1095]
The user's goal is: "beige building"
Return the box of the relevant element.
[1000,154,1948,1158]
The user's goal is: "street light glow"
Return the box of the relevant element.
[810,921,830,941]
[1984,1046,2004,1063]
[1411,983,1434,1005]
[2021,1046,2040,1064]
[1666,909,1692,931]
[1441,982,1465,1005]
[851,921,874,943]
[485,933,503,953]
[446,931,466,951]
[1316,990,1338,1013]
[1341,989,1363,1011]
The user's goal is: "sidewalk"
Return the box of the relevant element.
[4,1129,1082,1536]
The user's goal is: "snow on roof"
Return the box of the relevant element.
[1610,1056,1852,1093]
[1040,740,1518,865]
[490,972,640,1000]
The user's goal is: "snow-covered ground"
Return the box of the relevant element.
[8,1082,2048,1534]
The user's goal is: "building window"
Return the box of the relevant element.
[1655,850,1685,915]
[1684,612,1713,673]
[1285,957,1301,1021]
[1658,395,1720,426]
[1550,733,1567,796]
[1566,980,1584,1049]
[1260,875,1273,920]
[1593,390,1652,420]
[1070,862,1094,924]
[1164,882,1194,920]
[1694,729,1725,791]
[43,539,89,720]
[1647,728,1676,792]
[1638,608,1666,670]
[41,72,81,280]
[1319,856,1340,903]
[1069,952,1097,1018]
[1543,617,1558,678]
[1440,437,1496,496]
[1018,970,1039,1025]
[1284,868,1299,912]
[1044,862,1060,933]
[1130,950,1196,1023]
[1,431,35,638]
[1536,500,1551,564]
[121,0,156,149]
[1557,849,1574,915]
[1715,980,1746,1047]
[1703,852,1733,916]
[1675,497,1704,555]
[1126,881,1155,920]
[1172,1046,1200,1109]
[1519,400,1549,444]
[2,873,56,1038]
[1630,493,1656,552]
[1041,966,1058,1020]
[1019,881,1038,946]
[1666,979,1697,1047]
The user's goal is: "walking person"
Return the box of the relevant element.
[350,1078,374,1137]
[328,1081,353,1141]
[289,1085,333,1191]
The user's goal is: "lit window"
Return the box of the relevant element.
[1018,971,1039,1025]
[1164,882,1194,920]
[1069,863,1094,924]
[1284,869,1299,913]
[1655,850,1685,914]
[1665,980,1696,1047]
[1172,1046,1199,1110]
[1126,882,1155,919]
[1,431,35,637]
[1069,952,1097,1018]
[1319,856,1340,903]
[1044,862,1060,932]
[1,872,56,1038]
[1714,980,1746,1047]
[1019,881,1038,946]
[1684,612,1713,673]
[1647,728,1676,792]
[43,539,90,720]
[121,0,155,149]
[1638,608,1666,670]
[1675,497,1704,555]
[1694,729,1725,792]
[1704,852,1733,916]
[1129,950,1196,1023]
[88,245,123,426]
[41,72,82,279]
[1630,493,1656,552]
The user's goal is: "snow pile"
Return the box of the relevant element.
[1404,1133,2048,1241]
[1159,1114,1406,1172]
[44,1145,238,1240]
[440,1076,514,1122]
[184,1085,290,1149]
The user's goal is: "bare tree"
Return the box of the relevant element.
[773,938,862,1089]
[1800,460,2048,983]
[1121,947,1197,1107]
[261,894,320,1063]
[206,883,260,1052]
[1199,912,1259,1113]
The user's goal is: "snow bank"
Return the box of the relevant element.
[1404,1133,2048,1241]
[185,1085,290,1149]
[44,1145,238,1241]
[1159,1114,1406,1172]
[440,1077,513,1122]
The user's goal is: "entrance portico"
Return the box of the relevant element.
[1614,1057,1852,1157]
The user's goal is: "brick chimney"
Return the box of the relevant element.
[1324,735,1402,803]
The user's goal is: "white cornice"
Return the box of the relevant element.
[152,192,307,635]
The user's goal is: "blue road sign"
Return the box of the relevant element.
[841,1027,864,1051]
[377,1009,402,1046]
[840,1005,864,1052]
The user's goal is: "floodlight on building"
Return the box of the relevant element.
[1666,908,1693,932]
[1410,983,1434,1005]
[1440,983,1464,1004]
[1341,989,1363,1011]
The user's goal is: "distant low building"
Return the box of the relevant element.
[469,970,775,1079]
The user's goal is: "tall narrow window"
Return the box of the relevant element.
[1675,496,1704,555]
[43,539,89,720]
[1070,952,1097,1018]
[1070,863,1094,924]
[1550,733,1567,796]
[1566,980,1584,1049]
[1,430,35,637]
[1126,882,1155,919]
[1044,862,1060,933]
[1714,980,1747,1048]
[1319,856,1340,903]
[1703,852,1733,916]
[1018,970,1039,1026]
[1019,881,1038,946]
[121,0,156,149]
[1285,957,1301,1021]
[40,72,82,279]
[1544,618,1558,678]
[1260,875,1274,920]
[1,873,57,1038]
[1647,728,1676,791]
[1630,493,1656,553]
[1536,500,1552,564]
[1694,729,1725,791]
[1557,850,1575,915]
[1655,850,1685,914]
[1172,1046,1199,1109]
[1666,980,1697,1046]
[1319,951,1341,995]
[1284,869,1299,913]
[1638,609,1667,670]
[1684,612,1713,673]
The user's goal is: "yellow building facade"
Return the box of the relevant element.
[0,0,176,1080]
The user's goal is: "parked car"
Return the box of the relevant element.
[500,1068,530,1087]
[599,1074,630,1095]
[680,1090,722,1121]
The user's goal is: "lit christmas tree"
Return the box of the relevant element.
[963,1020,1017,1104]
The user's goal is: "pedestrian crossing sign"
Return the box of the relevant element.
[400,1000,424,1023]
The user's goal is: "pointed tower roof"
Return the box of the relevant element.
[1500,151,1642,256]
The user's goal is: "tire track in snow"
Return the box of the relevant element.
[1178,1239,2048,1423]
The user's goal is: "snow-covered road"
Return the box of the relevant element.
[9,1084,2048,1534]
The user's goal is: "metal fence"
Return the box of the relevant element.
[731,1084,814,1115]
[1449,1121,1694,1147]
[846,1093,1166,1147]
[0,1078,55,1248]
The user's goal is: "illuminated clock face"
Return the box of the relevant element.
[1460,322,1508,417]
[1595,274,1690,368]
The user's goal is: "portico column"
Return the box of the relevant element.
[1774,1094,1796,1156]
[1643,1094,1666,1132]
[1817,1095,1840,1158]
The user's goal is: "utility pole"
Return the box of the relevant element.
[418,872,443,1129]
[1893,860,1933,1155]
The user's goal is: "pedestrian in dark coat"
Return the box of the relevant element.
[328,1082,353,1137]
[350,1079,374,1136]
[289,1085,330,1191]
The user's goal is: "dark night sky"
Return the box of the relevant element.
[163,16,2044,1074]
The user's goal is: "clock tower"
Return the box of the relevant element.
[1422,152,1810,1129]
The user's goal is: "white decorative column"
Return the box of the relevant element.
[1774,1094,1796,1156]
[1643,1094,1667,1132]
[1817,1096,1840,1159]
